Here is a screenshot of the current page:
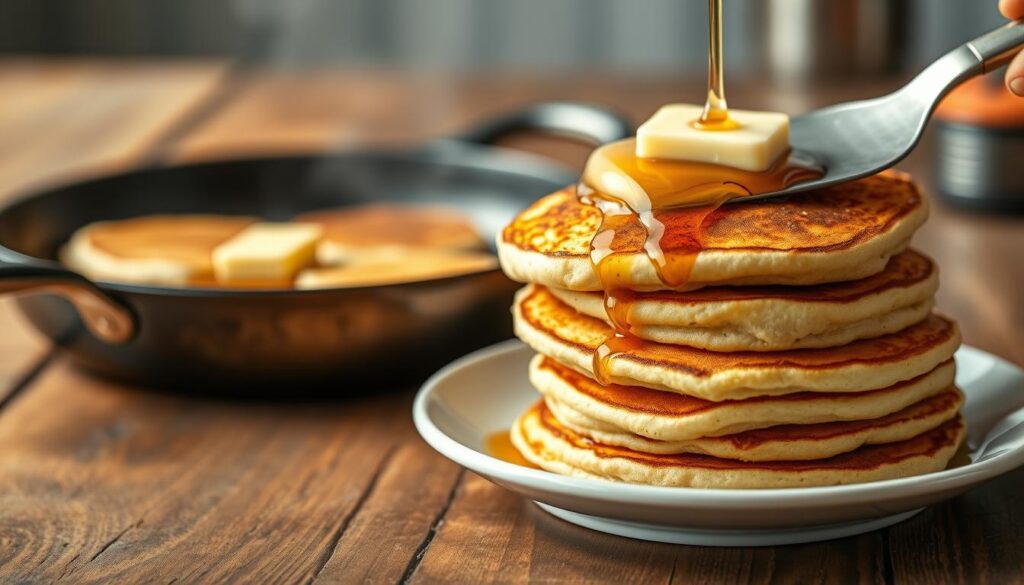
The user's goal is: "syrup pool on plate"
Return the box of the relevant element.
[485,430,539,468]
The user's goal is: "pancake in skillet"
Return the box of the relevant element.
[62,215,256,286]
[549,249,938,351]
[498,171,927,291]
[529,355,955,441]
[296,248,497,289]
[512,401,966,488]
[295,204,486,266]
[514,285,960,401]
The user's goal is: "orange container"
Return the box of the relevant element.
[933,75,1024,212]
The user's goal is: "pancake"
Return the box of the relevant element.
[62,215,256,285]
[295,249,497,288]
[514,285,960,401]
[498,171,927,291]
[531,354,955,440]
[295,204,486,266]
[549,250,938,351]
[512,401,965,488]
[545,387,963,461]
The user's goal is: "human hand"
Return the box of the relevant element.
[1002,0,1024,94]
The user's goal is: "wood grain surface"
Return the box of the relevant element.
[0,59,225,403]
[0,64,1022,584]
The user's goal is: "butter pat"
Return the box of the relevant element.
[636,104,790,172]
[212,222,322,282]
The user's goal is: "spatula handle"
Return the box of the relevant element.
[967,19,1024,73]
[902,20,1024,120]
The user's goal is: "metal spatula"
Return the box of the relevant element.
[752,20,1024,201]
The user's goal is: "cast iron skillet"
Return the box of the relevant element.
[0,102,632,393]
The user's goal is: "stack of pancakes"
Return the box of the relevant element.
[497,171,966,489]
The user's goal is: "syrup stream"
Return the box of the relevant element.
[694,0,738,131]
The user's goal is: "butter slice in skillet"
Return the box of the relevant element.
[212,222,322,282]
[636,104,789,171]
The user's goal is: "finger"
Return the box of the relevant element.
[1000,0,1024,19]
[1008,50,1024,96]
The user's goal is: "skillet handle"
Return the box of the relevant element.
[448,101,634,147]
[0,252,135,344]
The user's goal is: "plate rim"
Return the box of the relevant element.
[413,339,1024,509]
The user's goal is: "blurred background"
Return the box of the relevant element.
[0,0,1020,211]
[0,0,1008,80]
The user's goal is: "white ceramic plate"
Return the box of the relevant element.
[413,340,1024,546]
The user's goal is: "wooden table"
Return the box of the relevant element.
[0,59,1022,584]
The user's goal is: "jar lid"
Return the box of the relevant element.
[935,75,1024,128]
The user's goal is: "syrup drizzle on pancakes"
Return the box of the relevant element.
[574,0,825,383]
[578,142,822,384]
